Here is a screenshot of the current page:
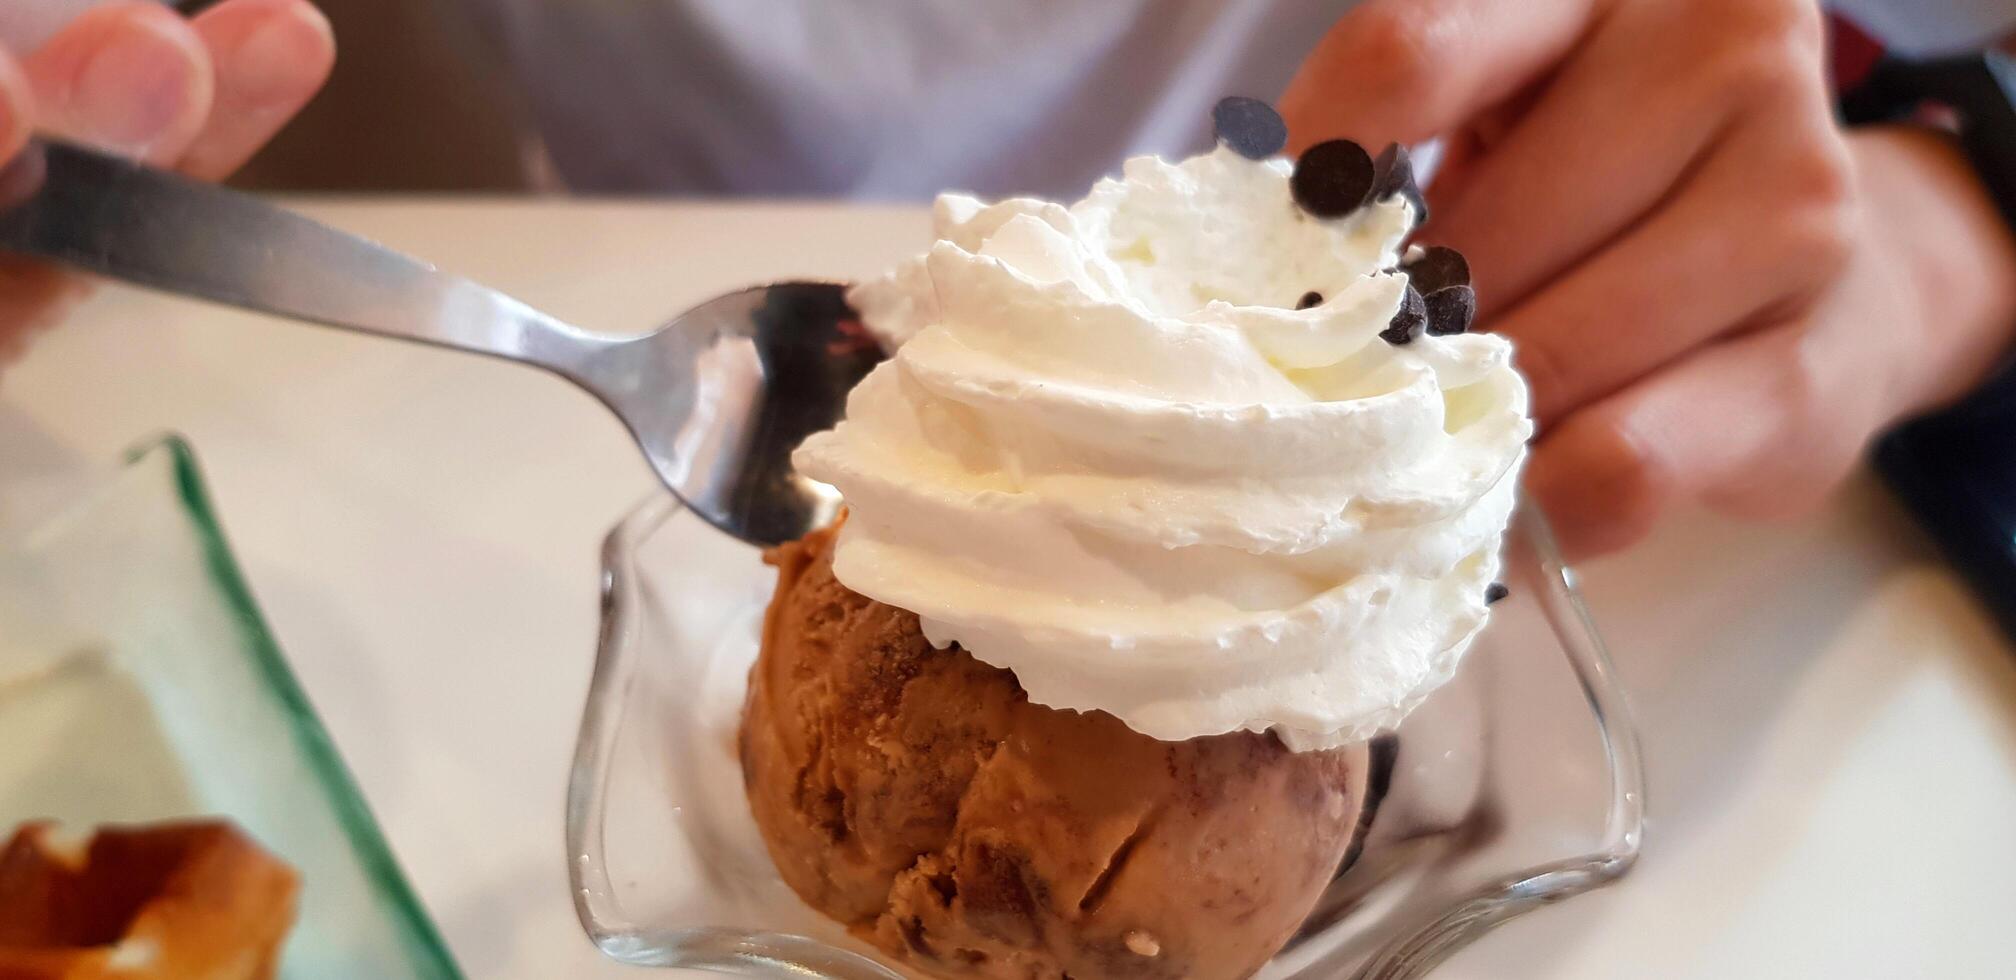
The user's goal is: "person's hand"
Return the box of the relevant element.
[1282,0,2016,557]
[0,0,334,364]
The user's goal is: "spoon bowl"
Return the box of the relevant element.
[584,282,880,545]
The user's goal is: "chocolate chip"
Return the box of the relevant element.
[1296,290,1323,310]
[1292,139,1376,219]
[1380,285,1426,345]
[1485,582,1510,604]
[1372,142,1429,225]
[1400,246,1469,294]
[1424,285,1475,335]
[1212,96,1288,160]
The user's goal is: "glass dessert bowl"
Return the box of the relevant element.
[566,496,1641,980]
[570,113,1642,979]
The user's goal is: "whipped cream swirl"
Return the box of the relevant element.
[794,147,1531,750]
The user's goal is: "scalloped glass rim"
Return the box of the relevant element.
[568,496,1644,980]
[0,434,463,978]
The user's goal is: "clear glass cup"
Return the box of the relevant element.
[568,496,1643,979]
[0,435,462,978]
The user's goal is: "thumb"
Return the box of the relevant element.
[1280,0,1599,153]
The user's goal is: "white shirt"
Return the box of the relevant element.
[458,0,2016,199]
[460,0,1352,199]
[1835,0,2016,52]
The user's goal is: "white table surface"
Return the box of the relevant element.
[2,199,2013,979]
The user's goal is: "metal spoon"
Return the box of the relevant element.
[0,140,884,546]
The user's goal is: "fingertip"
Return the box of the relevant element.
[179,0,335,180]
[0,54,30,166]
[292,0,340,75]
[1284,0,1599,157]
[193,0,338,98]
[1527,413,1673,560]
[194,0,335,38]
[1505,330,1569,426]
[1282,1,1450,153]
[22,1,214,163]
[35,2,214,85]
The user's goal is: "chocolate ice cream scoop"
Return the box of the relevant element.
[741,525,1370,980]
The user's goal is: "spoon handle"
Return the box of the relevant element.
[0,140,607,374]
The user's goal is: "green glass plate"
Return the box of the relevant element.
[0,434,461,979]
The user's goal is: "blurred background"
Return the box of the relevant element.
[4,0,2005,198]
[3,0,1361,198]
[224,0,534,192]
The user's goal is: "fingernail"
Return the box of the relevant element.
[224,6,333,107]
[73,19,199,154]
